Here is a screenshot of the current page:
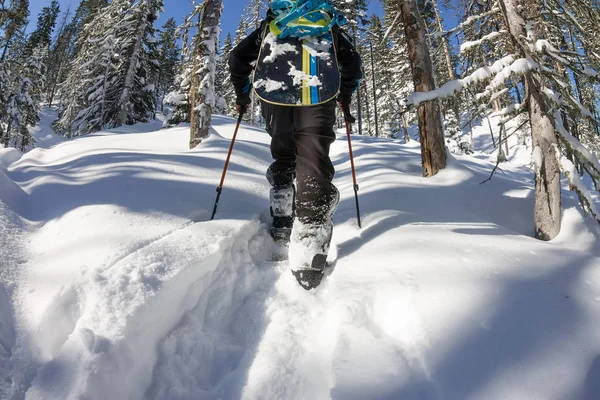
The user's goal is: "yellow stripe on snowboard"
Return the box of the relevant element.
[302,45,311,105]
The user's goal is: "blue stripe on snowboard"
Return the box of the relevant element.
[310,54,319,104]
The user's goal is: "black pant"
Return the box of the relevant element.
[263,100,338,225]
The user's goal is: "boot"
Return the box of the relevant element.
[289,220,333,290]
[289,186,339,290]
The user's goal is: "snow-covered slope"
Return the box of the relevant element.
[1,112,600,400]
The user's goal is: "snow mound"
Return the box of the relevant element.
[26,219,260,400]
[0,148,22,171]
[2,112,600,400]
[0,169,28,214]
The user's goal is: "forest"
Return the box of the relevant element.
[1,0,600,241]
[3,2,600,398]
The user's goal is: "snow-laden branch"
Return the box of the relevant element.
[552,144,600,223]
[460,30,507,54]
[478,58,539,100]
[442,6,501,37]
[405,55,538,107]
[382,11,402,43]
[553,110,600,190]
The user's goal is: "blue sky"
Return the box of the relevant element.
[29,0,384,38]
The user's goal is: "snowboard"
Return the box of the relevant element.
[253,23,340,107]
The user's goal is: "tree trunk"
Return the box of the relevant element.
[400,0,447,176]
[363,80,372,135]
[431,0,461,130]
[500,0,561,240]
[189,0,222,148]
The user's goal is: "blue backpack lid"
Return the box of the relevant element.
[268,0,348,38]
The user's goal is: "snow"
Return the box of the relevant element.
[302,38,332,61]
[253,78,288,92]
[407,55,517,106]
[460,30,506,53]
[1,108,600,399]
[288,62,322,87]
[554,145,600,221]
[531,146,543,172]
[263,33,299,64]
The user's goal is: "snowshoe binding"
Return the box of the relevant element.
[270,184,295,242]
[267,184,295,261]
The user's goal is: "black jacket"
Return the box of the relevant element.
[229,18,363,105]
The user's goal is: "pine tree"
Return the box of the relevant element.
[214,32,234,115]
[243,0,265,32]
[238,0,266,126]
[45,7,72,106]
[154,17,180,112]
[381,0,414,142]
[0,0,29,63]
[23,0,59,54]
[364,14,397,137]
[108,0,163,128]
[232,17,250,47]
[164,6,197,125]
[44,0,109,107]
[55,0,128,135]
[1,0,59,150]
[332,0,368,134]
[1,0,30,147]
[55,0,163,136]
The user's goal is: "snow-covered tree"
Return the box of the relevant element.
[232,16,250,47]
[215,32,234,115]
[189,0,223,148]
[54,0,128,135]
[108,0,163,128]
[0,0,59,150]
[332,0,369,134]
[154,17,180,112]
[0,0,29,63]
[55,0,163,136]
[237,0,267,126]
[363,14,399,137]
[23,0,59,54]
[163,6,197,126]
[401,0,600,239]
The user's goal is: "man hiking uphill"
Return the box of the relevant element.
[229,0,362,290]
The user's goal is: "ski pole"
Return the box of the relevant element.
[341,104,362,229]
[211,111,245,221]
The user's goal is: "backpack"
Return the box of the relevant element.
[268,0,347,39]
[252,0,347,106]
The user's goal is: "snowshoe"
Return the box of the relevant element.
[292,254,327,290]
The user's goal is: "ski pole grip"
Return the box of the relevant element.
[340,102,356,123]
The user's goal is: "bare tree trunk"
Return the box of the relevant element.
[363,80,372,135]
[400,0,447,176]
[500,0,561,240]
[431,0,461,130]
[189,0,222,148]
[250,92,256,126]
